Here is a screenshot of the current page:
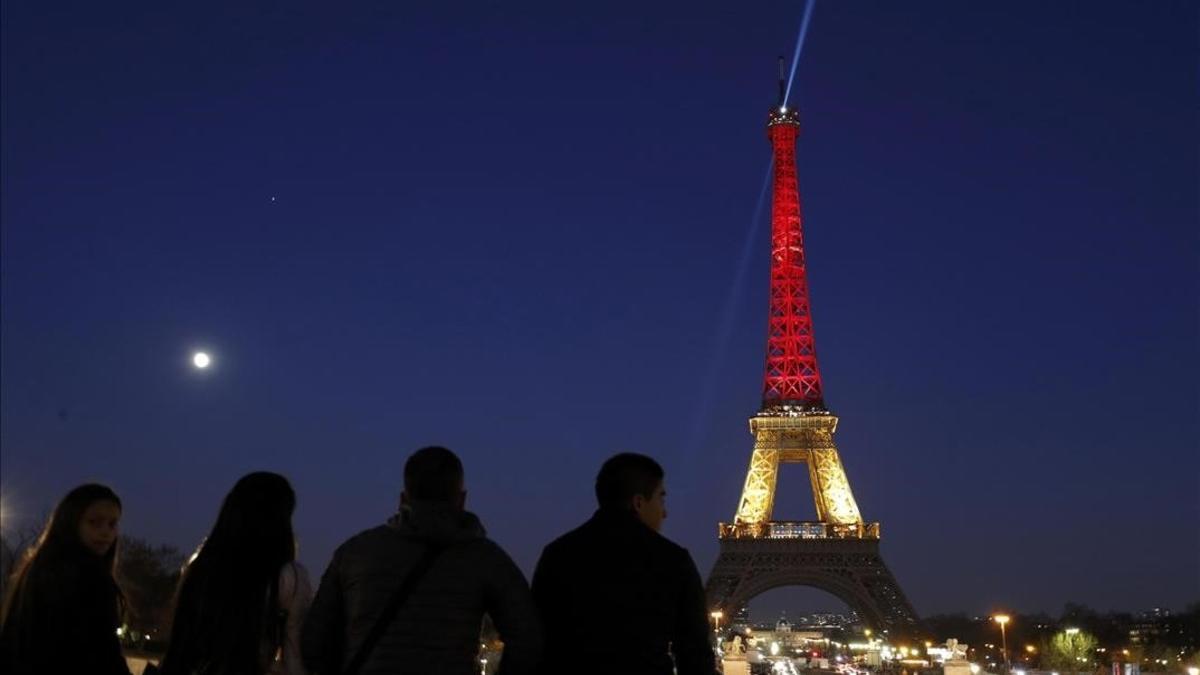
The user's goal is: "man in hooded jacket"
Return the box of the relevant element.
[302,446,541,675]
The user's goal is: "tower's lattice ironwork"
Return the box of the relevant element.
[762,109,824,410]
[705,91,921,638]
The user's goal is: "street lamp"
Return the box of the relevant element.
[710,611,724,634]
[994,615,1011,672]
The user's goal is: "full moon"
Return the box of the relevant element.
[192,352,212,369]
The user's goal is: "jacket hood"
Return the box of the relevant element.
[386,500,486,543]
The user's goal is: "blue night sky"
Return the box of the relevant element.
[2,1,1196,617]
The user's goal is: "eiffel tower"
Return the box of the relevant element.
[705,71,920,637]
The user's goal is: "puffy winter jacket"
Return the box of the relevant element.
[301,502,541,675]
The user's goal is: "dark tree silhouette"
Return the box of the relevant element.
[0,521,43,599]
[117,535,184,640]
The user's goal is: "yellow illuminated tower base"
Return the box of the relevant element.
[730,412,867,535]
[706,408,919,636]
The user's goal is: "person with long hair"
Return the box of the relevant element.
[0,483,132,675]
[161,471,311,675]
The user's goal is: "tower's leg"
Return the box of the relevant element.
[734,447,779,525]
[706,547,752,615]
[808,447,862,526]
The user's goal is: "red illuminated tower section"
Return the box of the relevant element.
[762,107,825,411]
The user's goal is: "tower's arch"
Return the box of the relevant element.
[707,535,921,638]
[722,568,888,630]
[745,583,855,621]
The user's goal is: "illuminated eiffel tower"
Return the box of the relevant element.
[705,74,920,637]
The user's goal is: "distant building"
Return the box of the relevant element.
[732,604,751,629]
[1129,608,1171,644]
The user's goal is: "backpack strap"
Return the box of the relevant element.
[341,542,447,675]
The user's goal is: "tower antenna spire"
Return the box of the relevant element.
[777,56,786,107]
